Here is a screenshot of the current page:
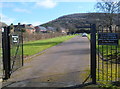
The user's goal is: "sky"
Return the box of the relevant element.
[0,0,99,26]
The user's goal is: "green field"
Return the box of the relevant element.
[23,35,76,57]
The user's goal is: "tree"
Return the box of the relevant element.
[95,0,120,32]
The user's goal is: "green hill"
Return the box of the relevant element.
[41,13,119,33]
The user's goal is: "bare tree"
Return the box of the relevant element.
[95,0,120,32]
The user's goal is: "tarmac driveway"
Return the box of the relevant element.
[3,35,90,87]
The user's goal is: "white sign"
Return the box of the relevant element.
[2,28,4,33]
[12,35,19,43]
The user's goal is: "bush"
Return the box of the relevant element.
[23,32,67,42]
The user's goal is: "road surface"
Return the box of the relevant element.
[3,35,91,87]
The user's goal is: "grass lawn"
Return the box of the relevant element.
[23,35,76,57]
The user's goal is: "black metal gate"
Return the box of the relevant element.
[96,25,120,84]
[2,23,23,80]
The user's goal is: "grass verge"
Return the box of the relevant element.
[23,35,76,57]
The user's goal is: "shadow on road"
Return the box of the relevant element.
[2,70,91,87]
[53,49,90,55]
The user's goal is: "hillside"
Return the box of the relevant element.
[41,13,119,33]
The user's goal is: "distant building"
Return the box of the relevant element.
[47,26,56,33]
[24,24,36,34]
[35,26,47,33]
[60,28,68,33]
[9,24,36,34]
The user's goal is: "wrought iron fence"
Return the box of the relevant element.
[96,25,120,83]
[10,25,23,73]
[9,24,24,74]
[2,23,23,79]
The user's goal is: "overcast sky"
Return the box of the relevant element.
[0,0,98,26]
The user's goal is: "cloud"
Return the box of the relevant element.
[0,2,14,8]
[0,14,15,25]
[35,0,57,8]
[14,8,30,13]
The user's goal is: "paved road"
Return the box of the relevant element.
[3,35,90,87]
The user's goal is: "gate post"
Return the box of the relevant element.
[2,26,11,79]
[90,24,96,84]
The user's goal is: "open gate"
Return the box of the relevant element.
[96,25,120,83]
[2,23,23,80]
[90,24,120,84]
[1,23,119,85]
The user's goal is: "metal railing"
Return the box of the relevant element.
[2,23,23,80]
[96,25,120,83]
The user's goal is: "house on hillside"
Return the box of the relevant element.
[11,24,35,34]
[24,24,36,34]
[59,28,68,33]
[35,26,47,33]
[47,26,56,33]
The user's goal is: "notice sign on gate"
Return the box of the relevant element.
[98,33,119,45]
[12,35,19,43]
